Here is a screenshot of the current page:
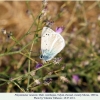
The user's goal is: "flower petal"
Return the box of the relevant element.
[35,63,42,69]
[55,27,64,34]
[72,75,79,84]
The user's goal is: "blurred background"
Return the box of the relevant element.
[0,1,100,92]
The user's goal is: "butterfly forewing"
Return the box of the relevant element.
[41,27,57,54]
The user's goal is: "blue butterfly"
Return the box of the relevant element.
[40,27,65,61]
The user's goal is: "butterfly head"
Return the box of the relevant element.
[39,54,51,61]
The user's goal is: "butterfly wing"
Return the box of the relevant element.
[41,27,65,61]
[41,27,57,55]
[49,33,65,59]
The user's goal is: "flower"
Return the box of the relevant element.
[55,27,64,34]
[53,57,62,64]
[72,75,79,85]
[34,79,41,85]
[40,2,48,19]
[35,63,42,69]
[1,29,6,34]
[97,75,100,82]
[46,20,54,27]
[43,0,47,6]
[60,76,69,83]
[41,6,48,16]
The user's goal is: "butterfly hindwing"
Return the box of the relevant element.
[49,33,65,58]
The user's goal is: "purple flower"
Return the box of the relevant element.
[35,63,42,69]
[72,75,79,84]
[55,27,64,34]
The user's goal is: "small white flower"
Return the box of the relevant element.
[98,15,100,20]
[97,75,100,82]
[34,79,40,85]
[2,29,6,35]
[60,76,69,83]
[43,0,47,6]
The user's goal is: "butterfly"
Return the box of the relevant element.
[40,27,65,61]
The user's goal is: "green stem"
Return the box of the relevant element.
[11,63,52,82]
[27,39,35,92]
[26,1,36,24]
[7,21,36,52]
[26,11,40,91]
[13,81,26,92]
[0,51,19,57]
